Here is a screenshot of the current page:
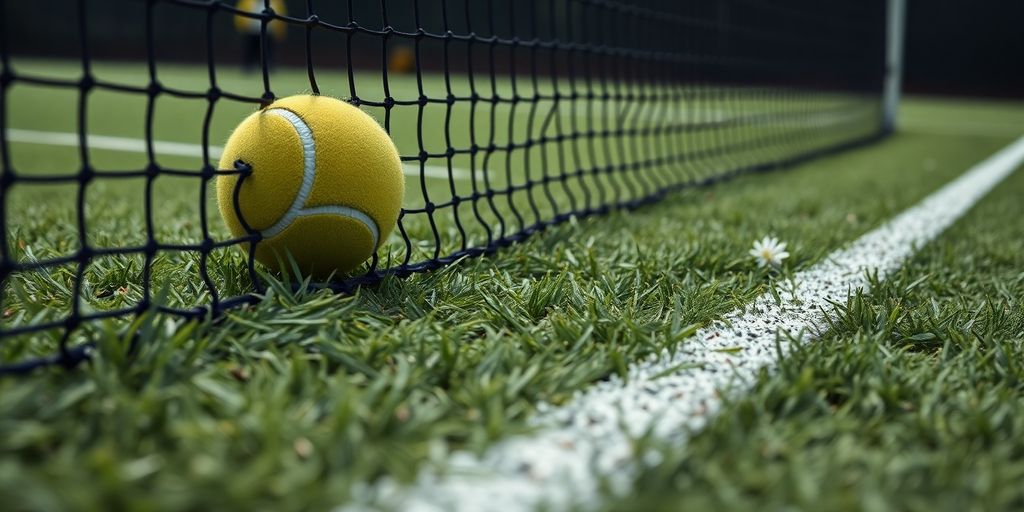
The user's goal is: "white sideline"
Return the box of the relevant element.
[4,128,471,181]
[6,127,217,158]
[342,135,1024,512]
[901,121,1024,138]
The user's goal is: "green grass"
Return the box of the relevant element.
[612,155,1024,512]
[2,59,1024,511]
[2,59,879,355]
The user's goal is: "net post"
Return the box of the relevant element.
[883,0,907,134]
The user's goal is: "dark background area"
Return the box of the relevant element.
[2,0,1022,98]
[904,0,1024,98]
[2,0,887,94]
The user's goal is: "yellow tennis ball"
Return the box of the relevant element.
[217,94,404,280]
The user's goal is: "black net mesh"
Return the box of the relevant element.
[0,0,888,373]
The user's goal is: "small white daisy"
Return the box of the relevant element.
[749,235,790,268]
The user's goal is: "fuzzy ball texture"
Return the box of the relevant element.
[217,94,404,280]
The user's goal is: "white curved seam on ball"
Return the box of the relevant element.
[289,205,380,247]
[260,108,316,239]
[257,108,379,246]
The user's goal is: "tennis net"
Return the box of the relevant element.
[0,0,890,373]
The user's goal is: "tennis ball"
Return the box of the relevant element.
[217,94,404,280]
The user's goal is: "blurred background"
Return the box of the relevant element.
[903,0,1024,98]
[6,0,1021,97]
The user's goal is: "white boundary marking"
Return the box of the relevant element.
[404,163,477,182]
[343,135,1024,512]
[259,109,379,246]
[900,121,1024,138]
[6,128,216,158]
[4,128,472,181]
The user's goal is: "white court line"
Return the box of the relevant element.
[900,121,1024,138]
[4,128,472,181]
[343,135,1024,512]
[6,128,216,158]
[404,163,477,182]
